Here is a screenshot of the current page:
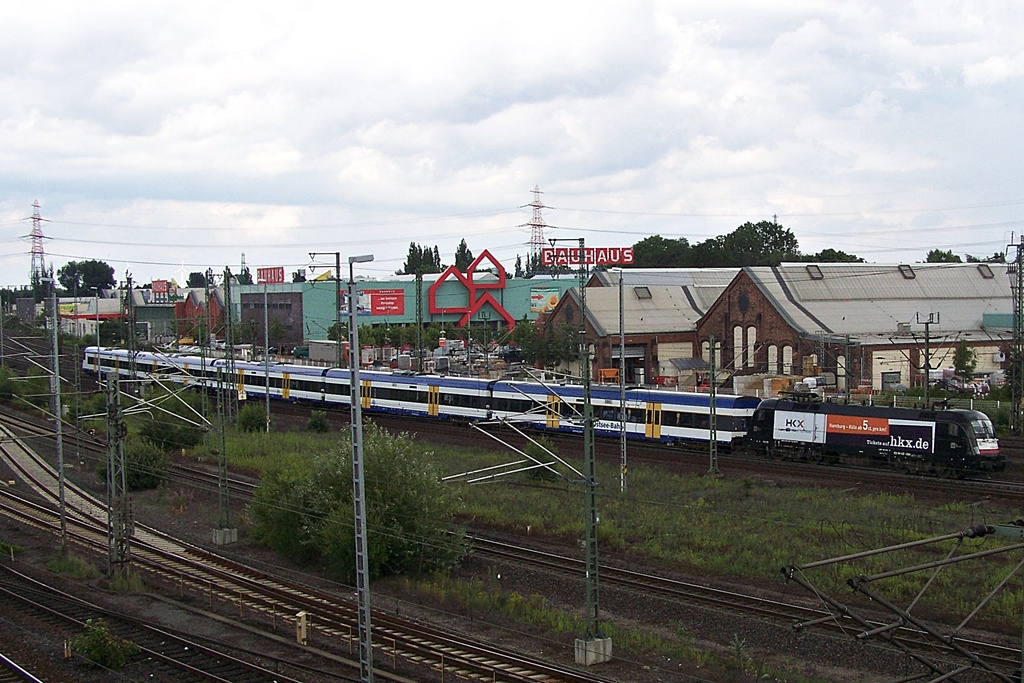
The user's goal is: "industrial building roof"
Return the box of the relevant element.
[569,285,708,337]
[743,262,1012,343]
[590,268,739,289]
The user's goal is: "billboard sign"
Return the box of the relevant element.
[257,267,286,285]
[151,279,169,294]
[530,287,561,313]
[366,288,405,315]
[541,246,634,267]
[773,410,935,454]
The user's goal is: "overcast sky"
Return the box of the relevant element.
[2,1,1023,286]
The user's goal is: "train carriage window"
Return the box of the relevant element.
[717,416,740,432]
[627,408,644,423]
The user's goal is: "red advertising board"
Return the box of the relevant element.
[368,289,405,315]
[541,246,634,266]
[151,279,169,294]
[257,267,286,284]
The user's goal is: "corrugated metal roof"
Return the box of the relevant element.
[582,285,704,335]
[745,263,1012,336]
[591,268,739,288]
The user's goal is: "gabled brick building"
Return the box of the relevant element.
[696,262,1011,392]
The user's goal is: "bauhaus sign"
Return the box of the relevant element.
[541,247,634,266]
[257,267,286,285]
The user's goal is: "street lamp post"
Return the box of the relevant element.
[44,277,67,550]
[349,253,375,683]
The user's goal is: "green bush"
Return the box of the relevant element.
[137,389,206,451]
[307,410,330,433]
[250,424,466,582]
[237,404,267,433]
[125,436,168,490]
[16,367,51,411]
[70,391,107,421]
[70,619,139,669]
[524,436,563,482]
[0,365,14,402]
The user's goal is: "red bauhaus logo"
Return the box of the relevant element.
[257,267,286,285]
[541,247,634,266]
[427,250,516,329]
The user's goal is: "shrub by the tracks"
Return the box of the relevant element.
[249,424,466,582]
[524,436,562,482]
[306,409,329,433]
[136,388,206,451]
[96,435,169,490]
[14,366,51,412]
[237,403,267,433]
[69,390,106,422]
[70,618,140,669]
[124,435,168,490]
[0,365,14,402]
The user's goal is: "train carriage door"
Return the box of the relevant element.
[546,395,561,428]
[236,369,245,393]
[361,379,372,409]
[281,373,291,400]
[645,403,662,439]
[428,385,440,416]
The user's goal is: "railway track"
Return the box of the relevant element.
[162,458,1024,679]
[0,563,309,682]
[5,402,1024,679]
[0,419,616,683]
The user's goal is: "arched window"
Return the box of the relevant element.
[767,345,778,374]
[782,345,793,375]
[746,326,757,368]
[837,355,847,390]
[733,326,743,371]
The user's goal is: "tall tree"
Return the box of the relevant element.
[723,221,801,266]
[966,252,1006,263]
[953,340,978,387]
[926,249,962,263]
[631,235,691,268]
[187,272,208,288]
[398,243,442,275]
[454,239,474,270]
[57,259,115,297]
[808,248,864,263]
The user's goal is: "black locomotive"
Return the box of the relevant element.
[747,394,1003,475]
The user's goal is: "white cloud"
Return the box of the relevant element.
[0,1,1023,282]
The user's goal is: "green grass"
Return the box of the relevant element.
[397,573,828,681]
[428,441,1024,632]
[47,551,99,580]
[193,426,1024,672]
